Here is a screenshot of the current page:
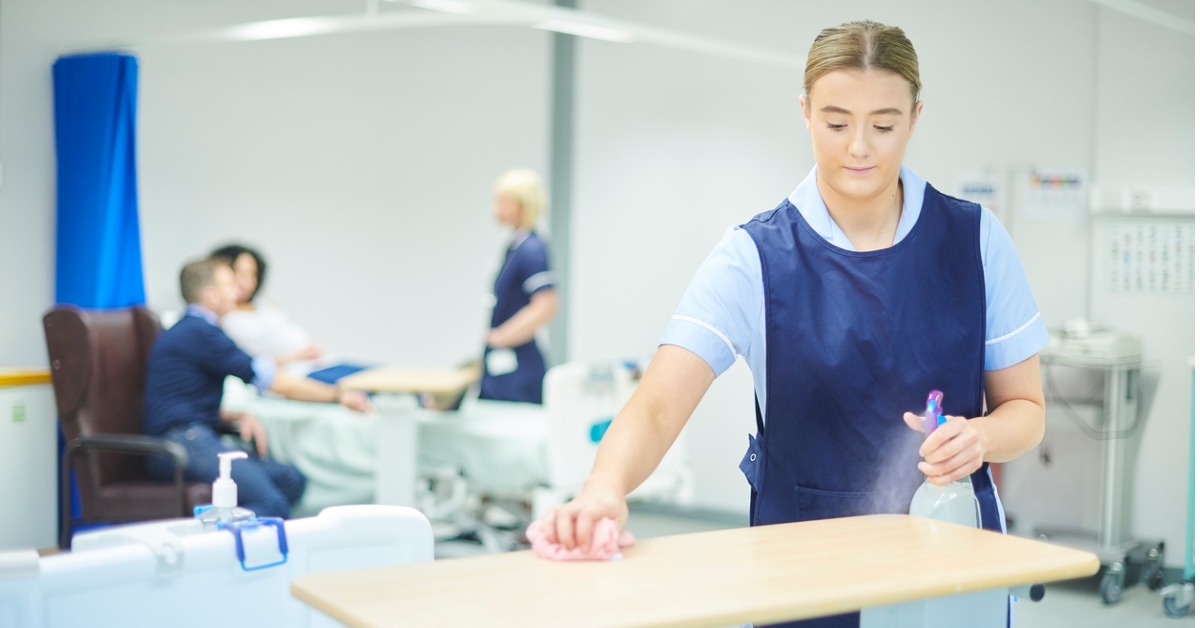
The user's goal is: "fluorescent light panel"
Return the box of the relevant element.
[533,18,633,43]
[222,17,340,41]
[409,0,478,14]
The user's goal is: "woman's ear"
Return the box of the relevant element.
[909,100,924,135]
[799,95,812,131]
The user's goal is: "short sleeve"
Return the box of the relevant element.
[981,209,1050,370]
[518,237,555,296]
[659,227,763,376]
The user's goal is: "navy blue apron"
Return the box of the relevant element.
[479,233,549,404]
[738,183,1001,628]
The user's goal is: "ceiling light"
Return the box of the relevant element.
[410,0,478,14]
[533,18,633,43]
[221,17,340,41]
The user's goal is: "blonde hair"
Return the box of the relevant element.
[495,168,547,230]
[805,20,921,106]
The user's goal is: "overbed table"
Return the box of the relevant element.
[337,365,481,507]
[291,513,1099,627]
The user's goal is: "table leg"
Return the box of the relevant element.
[374,397,419,507]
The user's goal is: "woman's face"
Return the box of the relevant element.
[232,253,258,303]
[800,68,922,211]
[493,190,523,229]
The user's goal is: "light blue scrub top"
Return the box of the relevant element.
[661,166,1049,415]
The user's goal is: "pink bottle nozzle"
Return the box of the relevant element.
[923,390,944,435]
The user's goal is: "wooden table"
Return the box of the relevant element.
[292,514,1099,627]
[337,365,481,396]
[336,365,481,507]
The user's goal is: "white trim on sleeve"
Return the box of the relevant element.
[671,315,737,360]
[522,271,555,294]
[985,311,1042,346]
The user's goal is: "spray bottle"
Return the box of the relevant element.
[908,390,982,528]
[195,451,257,531]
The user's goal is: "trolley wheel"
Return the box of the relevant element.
[1101,563,1125,605]
[1144,544,1166,590]
[1163,594,1192,618]
[1147,565,1166,591]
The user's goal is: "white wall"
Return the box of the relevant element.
[137,26,551,368]
[0,0,369,368]
[1090,8,1195,567]
[1,0,1192,562]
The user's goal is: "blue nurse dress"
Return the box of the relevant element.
[479,230,555,404]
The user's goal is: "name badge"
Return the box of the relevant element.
[486,348,518,376]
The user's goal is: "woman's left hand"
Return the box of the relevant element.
[902,412,986,485]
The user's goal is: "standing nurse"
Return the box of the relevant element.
[541,20,1048,627]
[479,169,558,404]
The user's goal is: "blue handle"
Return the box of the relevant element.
[224,517,289,572]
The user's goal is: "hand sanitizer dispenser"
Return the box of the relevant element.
[195,451,256,530]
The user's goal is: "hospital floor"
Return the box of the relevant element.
[434,503,1192,627]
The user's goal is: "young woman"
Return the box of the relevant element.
[541,20,1047,627]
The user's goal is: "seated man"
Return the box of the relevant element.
[143,257,372,518]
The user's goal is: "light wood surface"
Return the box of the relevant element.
[291,514,1099,627]
[0,368,52,387]
[336,365,481,395]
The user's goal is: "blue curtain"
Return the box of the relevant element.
[52,52,145,539]
[53,52,145,308]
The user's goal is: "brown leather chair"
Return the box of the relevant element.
[44,305,211,549]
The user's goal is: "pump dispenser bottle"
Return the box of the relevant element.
[908,390,982,528]
[195,451,256,530]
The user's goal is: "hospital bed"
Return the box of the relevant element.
[411,361,694,549]
[0,505,432,627]
[223,360,694,548]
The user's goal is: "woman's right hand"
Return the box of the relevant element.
[295,343,323,361]
[339,389,373,413]
[541,477,629,552]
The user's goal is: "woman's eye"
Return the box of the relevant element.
[826,123,846,131]
[875,126,894,133]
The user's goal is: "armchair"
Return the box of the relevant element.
[43,305,211,549]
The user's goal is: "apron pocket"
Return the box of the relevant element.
[793,484,885,522]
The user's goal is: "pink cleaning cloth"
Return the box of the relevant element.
[526,515,636,561]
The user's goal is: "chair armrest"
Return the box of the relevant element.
[67,433,189,469]
[61,433,195,535]
[215,421,243,436]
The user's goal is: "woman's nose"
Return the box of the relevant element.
[849,126,869,158]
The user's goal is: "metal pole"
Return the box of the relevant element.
[546,0,576,367]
